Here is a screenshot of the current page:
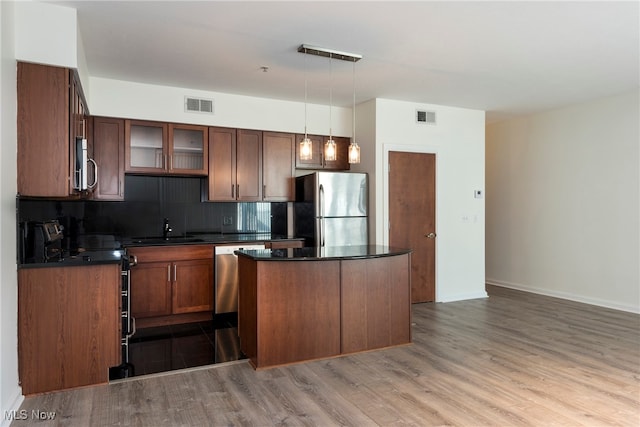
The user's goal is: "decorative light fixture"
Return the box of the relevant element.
[348,59,360,164]
[298,45,362,164]
[325,53,337,162]
[299,47,313,161]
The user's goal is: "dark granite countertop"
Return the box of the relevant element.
[235,245,412,261]
[19,233,305,268]
[19,249,125,269]
[122,233,302,247]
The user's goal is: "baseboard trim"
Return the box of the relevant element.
[437,290,488,303]
[486,278,640,314]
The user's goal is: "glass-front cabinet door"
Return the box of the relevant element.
[125,120,208,175]
[168,124,208,175]
[125,120,167,173]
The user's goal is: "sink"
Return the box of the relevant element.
[129,236,204,245]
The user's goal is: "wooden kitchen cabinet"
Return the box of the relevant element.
[18,264,121,395]
[125,120,208,176]
[295,134,350,171]
[91,116,125,200]
[340,254,411,354]
[128,245,214,327]
[207,128,262,201]
[17,61,88,197]
[168,123,208,175]
[172,258,214,314]
[263,132,295,201]
[130,261,173,318]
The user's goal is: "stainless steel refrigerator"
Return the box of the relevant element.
[295,172,368,247]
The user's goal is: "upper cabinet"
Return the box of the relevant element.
[91,117,125,200]
[294,134,350,171]
[206,129,296,202]
[263,132,295,202]
[17,62,89,197]
[125,120,208,176]
[207,128,262,202]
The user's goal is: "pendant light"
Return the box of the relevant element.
[325,53,337,162]
[299,47,313,160]
[297,45,362,163]
[348,58,361,164]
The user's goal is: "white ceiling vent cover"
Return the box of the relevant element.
[416,109,436,125]
[185,96,214,114]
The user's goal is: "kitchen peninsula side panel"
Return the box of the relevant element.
[238,257,341,368]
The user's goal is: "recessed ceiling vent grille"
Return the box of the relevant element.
[416,109,436,125]
[185,96,214,114]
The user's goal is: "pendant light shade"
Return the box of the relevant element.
[348,142,360,164]
[300,137,313,160]
[299,47,313,161]
[325,139,337,161]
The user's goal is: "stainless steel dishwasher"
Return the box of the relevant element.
[214,244,265,314]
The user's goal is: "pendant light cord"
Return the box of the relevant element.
[304,48,308,137]
[352,59,356,143]
[329,54,333,139]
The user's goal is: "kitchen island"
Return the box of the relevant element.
[236,245,412,369]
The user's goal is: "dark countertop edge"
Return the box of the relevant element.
[122,236,304,247]
[235,246,412,261]
[18,257,123,269]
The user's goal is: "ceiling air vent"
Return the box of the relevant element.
[416,109,436,125]
[185,96,214,114]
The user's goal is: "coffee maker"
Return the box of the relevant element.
[20,220,64,263]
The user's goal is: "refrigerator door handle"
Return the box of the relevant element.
[319,183,325,247]
[319,184,325,217]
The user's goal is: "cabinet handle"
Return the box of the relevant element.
[167,265,171,282]
[263,185,266,196]
[237,185,240,198]
[163,155,167,170]
[231,184,234,198]
[87,158,98,189]
[169,155,173,171]
[173,265,177,282]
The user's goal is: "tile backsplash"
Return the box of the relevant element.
[18,176,288,248]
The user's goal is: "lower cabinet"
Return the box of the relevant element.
[18,264,121,395]
[238,252,411,369]
[128,245,214,327]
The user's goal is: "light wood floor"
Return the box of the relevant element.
[14,285,640,426]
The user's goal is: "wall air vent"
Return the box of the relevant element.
[416,109,436,125]
[185,96,214,114]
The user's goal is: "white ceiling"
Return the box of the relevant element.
[47,1,639,122]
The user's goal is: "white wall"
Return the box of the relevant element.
[0,1,23,424]
[14,1,77,69]
[89,77,352,138]
[486,90,640,313]
[372,99,486,302]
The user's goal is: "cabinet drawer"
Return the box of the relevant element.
[128,244,214,262]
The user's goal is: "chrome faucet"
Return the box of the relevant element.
[163,218,172,240]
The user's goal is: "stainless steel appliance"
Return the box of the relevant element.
[295,172,368,247]
[110,251,137,379]
[74,136,98,191]
[214,243,265,314]
[19,220,64,263]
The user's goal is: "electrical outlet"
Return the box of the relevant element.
[223,216,233,226]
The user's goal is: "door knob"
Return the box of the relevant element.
[426,232,436,239]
